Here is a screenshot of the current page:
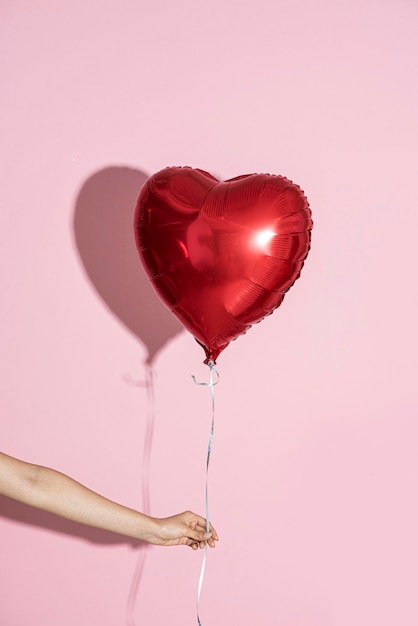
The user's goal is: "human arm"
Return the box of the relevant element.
[0,451,218,549]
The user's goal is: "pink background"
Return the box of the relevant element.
[1,1,418,624]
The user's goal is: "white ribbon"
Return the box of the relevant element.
[192,360,219,626]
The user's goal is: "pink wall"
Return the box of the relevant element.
[1,1,418,624]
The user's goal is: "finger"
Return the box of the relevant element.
[209,526,219,541]
[187,526,212,542]
[190,515,219,541]
[194,524,208,534]
[195,523,219,541]
[188,513,209,530]
[183,537,199,550]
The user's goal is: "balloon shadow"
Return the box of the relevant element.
[72,166,183,364]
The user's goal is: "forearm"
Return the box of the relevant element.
[0,453,155,540]
[32,466,154,539]
[26,472,216,547]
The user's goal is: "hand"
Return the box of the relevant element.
[147,511,219,549]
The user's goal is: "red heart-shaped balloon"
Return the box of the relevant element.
[134,167,312,363]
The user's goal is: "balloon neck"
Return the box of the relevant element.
[195,338,228,365]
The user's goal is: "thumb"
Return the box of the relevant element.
[189,528,212,542]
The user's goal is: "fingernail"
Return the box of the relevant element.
[203,532,212,539]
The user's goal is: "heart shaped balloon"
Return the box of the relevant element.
[134,167,312,363]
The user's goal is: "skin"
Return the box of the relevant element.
[0,451,218,549]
